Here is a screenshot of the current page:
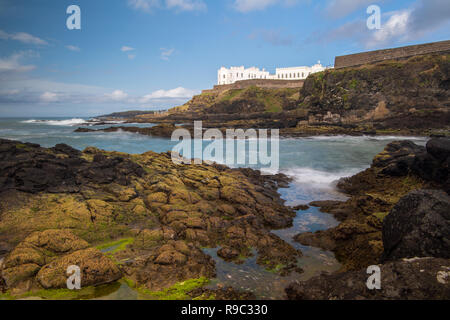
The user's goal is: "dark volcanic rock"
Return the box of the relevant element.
[0,139,145,194]
[372,140,426,176]
[427,137,450,162]
[75,123,180,138]
[286,257,450,300]
[382,189,450,262]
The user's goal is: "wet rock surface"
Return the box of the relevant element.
[286,257,450,300]
[0,139,300,297]
[382,189,450,262]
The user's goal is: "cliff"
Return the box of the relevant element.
[108,52,449,136]
[299,53,450,133]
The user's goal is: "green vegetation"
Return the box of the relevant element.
[267,263,285,274]
[96,237,134,259]
[174,85,299,114]
[372,212,389,221]
[349,79,358,89]
[1,282,122,300]
[124,277,210,300]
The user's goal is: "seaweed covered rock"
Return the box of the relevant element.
[36,248,122,289]
[0,229,121,292]
[122,240,215,292]
[286,257,450,300]
[382,189,450,262]
[0,138,301,295]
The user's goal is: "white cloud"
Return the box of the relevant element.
[121,46,135,52]
[105,90,129,101]
[324,0,450,49]
[0,30,48,45]
[128,0,206,12]
[66,45,80,52]
[160,48,175,60]
[368,10,410,47]
[0,52,36,74]
[127,0,161,12]
[166,0,206,12]
[233,0,298,13]
[140,87,197,102]
[40,92,59,103]
[128,54,136,60]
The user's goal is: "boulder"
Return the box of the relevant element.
[36,248,122,289]
[0,230,120,291]
[427,137,450,162]
[382,189,450,262]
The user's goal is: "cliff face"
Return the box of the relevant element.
[299,53,450,130]
[114,53,449,136]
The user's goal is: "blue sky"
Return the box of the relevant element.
[0,0,449,117]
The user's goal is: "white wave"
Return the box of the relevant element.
[20,118,87,126]
[282,167,365,189]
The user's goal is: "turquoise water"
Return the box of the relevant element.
[0,118,428,299]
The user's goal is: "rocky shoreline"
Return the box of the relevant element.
[286,137,450,299]
[0,138,300,299]
[1,137,449,300]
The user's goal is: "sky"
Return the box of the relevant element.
[0,0,449,117]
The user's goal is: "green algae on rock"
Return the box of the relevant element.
[0,138,301,297]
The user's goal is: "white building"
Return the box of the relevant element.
[217,62,326,85]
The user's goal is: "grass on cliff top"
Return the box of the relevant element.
[172,85,299,114]
[124,277,211,300]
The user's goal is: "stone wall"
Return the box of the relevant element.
[335,40,450,69]
[203,79,304,94]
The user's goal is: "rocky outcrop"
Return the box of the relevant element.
[0,230,121,293]
[0,139,144,194]
[382,189,450,262]
[300,54,450,133]
[288,138,450,300]
[102,53,450,137]
[286,257,450,300]
[0,139,301,296]
[294,138,450,271]
[121,240,215,292]
[75,123,181,138]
